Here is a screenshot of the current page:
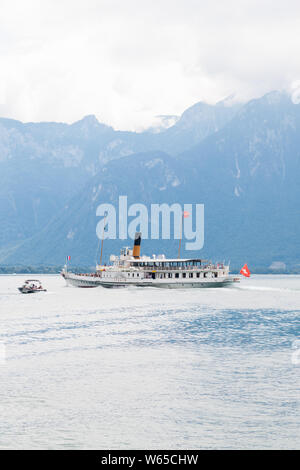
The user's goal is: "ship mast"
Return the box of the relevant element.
[178,211,189,258]
[99,212,108,266]
[178,213,183,258]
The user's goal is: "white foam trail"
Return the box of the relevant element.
[236,285,300,293]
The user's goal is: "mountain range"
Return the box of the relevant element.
[1,90,299,271]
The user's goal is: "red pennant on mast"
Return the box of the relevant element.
[240,264,250,277]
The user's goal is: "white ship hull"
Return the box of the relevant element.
[99,278,235,289]
[62,272,101,288]
[62,271,236,289]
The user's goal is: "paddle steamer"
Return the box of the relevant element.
[61,233,237,288]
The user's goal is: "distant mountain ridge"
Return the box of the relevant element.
[1,90,299,270]
[0,97,239,247]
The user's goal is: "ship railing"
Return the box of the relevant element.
[126,265,222,271]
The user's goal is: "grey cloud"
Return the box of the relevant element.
[0,0,300,130]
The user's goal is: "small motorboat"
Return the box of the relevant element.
[18,280,47,294]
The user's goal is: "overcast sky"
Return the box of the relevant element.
[0,0,300,130]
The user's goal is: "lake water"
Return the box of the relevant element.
[0,274,299,449]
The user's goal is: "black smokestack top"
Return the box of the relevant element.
[134,232,141,245]
[133,232,142,258]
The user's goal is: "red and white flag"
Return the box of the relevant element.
[240,264,250,277]
[183,211,190,218]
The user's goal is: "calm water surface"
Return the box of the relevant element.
[0,274,299,449]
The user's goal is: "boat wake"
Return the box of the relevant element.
[235,284,300,293]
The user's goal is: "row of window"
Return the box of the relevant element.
[124,272,219,279]
[103,271,222,279]
[157,272,205,279]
